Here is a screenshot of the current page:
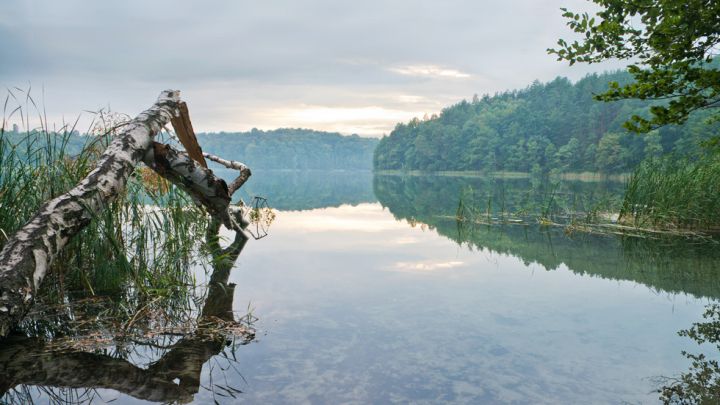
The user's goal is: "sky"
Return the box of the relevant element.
[0,0,626,137]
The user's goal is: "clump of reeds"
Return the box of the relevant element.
[619,154,720,233]
[453,177,621,230]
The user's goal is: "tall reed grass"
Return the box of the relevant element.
[619,154,720,233]
[454,177,620,227]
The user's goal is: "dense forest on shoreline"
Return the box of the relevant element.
[373,70,720,173]
[197,128,378,170]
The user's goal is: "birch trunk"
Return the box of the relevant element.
[0,90,252,338]
[144,142,235,229]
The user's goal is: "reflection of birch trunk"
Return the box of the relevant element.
[0,90,251,338]
[0,336,197,403]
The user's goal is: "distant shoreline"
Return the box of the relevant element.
[373,170,628,182]
[210,167,629,182]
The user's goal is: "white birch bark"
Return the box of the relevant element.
[143,142,235,229]
[203,153,252,195]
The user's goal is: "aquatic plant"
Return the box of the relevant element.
[619,154,720,234]
[450,175,620,229]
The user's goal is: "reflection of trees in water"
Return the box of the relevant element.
[0,217,254,404]
[377,174,720,402]
[658,304,720,404]
[219,169,376,210]
[374,174,622,223]
[374,174,720,300]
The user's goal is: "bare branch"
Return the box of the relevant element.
[203,153,252,196]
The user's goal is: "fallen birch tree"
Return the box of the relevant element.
[0,90,251,338]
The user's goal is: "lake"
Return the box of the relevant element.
[3,170,720,404]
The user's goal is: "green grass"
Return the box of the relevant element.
[619,154,720,233]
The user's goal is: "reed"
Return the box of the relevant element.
[619,154,720,233]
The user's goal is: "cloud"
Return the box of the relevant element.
[258,105,424,135]
[0,0,628,135]
[389,64,472,79]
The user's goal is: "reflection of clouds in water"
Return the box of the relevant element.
[231,202,711,404]
[393,236,420,245]
[390,260,465,273]
[276,203,404,233]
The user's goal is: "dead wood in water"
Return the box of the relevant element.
[203,152,252,196]
[0,192,254,403]
[0,90,252,338]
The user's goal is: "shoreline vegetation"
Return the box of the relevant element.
[373,169,629,182]
[197,128,377,170]
[371,67,720,240]
[619,154,720,235]
[373,69,720,174]
[0,120,206,302]
[377,165,718,240]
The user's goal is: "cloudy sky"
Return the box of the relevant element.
[0,0,624,137]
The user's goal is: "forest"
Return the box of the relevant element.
[373,70,720,173]
[197,128,378,170]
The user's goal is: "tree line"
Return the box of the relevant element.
[197,128,378,170]
[373,70,720,173]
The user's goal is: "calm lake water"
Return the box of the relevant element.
[3,170,720,404]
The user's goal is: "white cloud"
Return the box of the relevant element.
[389,64,472,79]
[257,105,426,136]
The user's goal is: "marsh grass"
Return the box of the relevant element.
[620,154,720,234]
[453,177,621,230]
[451,163,720,240]
[0,89,209,326]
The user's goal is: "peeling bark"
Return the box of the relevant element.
[170,101,207,168]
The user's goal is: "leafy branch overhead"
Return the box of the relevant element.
[549,0,720,132]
